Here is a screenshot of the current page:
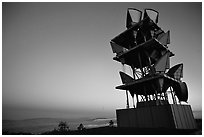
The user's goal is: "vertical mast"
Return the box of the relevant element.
[122,64,129,109]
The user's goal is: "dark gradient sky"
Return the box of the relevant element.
[2,2,202,120]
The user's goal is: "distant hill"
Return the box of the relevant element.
[2,117,116,134]
[193,111,202,119]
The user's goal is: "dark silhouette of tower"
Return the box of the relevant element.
[110,8,197,129]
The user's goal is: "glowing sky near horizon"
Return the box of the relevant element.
[2,2,202,120]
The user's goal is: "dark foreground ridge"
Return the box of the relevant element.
[42,127,201,135]
[3,119,202,135]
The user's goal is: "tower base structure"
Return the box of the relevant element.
[116,104,197,129]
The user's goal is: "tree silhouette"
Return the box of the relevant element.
[109,120,114,127]
[58,121,69,132]
[77,123,85,131]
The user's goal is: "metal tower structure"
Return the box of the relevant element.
[110,8,197,129]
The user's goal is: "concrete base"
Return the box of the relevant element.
[116,104,197,129]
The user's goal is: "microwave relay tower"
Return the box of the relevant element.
[110,8,197,129]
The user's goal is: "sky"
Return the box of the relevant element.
[2,2,202,120]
